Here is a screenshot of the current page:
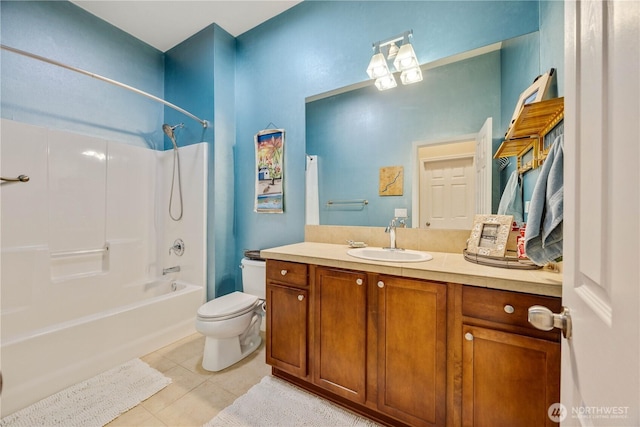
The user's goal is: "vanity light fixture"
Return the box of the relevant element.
[367,30,422,90]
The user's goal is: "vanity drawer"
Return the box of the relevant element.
[267,260,308,287]
[462,286,562,331]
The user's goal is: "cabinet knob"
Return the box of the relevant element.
[377,281,385,288]
[504,304,515,314]
[280,269,288,276]
[356,278,363,286]
[298,294,304,301]
[465,332,474,341]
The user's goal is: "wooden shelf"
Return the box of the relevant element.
[495,97,564,160]
[494,97,564,174]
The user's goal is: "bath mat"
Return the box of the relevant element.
[203,375,381,427]
[0,359,170,427]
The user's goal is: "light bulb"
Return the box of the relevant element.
[367,52,390,79]
[375,74,397,91]
[400,67,423,85]
[393,43,419,71]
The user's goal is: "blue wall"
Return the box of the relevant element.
[235,1,540,277]
[0,1,165,148]
[306,51,501,227]
[164,24,237,299]
[212,28,238,298]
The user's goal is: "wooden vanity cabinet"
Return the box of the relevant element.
[266,259,561,427]
[458,285,561,427]
[376,275,447,427]
[313,267,368,403]
[265,260,309,378]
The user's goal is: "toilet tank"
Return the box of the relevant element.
[240,258,266,299]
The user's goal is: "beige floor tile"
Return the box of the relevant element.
[209,368,266,397]
[179,353,216,379]
[156,334,206,365]
[141,365,207,414]
[155,381,237,427]
[106,405,156,427]
[141,352,178,374]
[110,332,270,426]
[135,415,169,427]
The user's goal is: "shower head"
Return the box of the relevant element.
[162,123,183,149]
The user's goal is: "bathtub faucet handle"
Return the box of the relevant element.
[169,238,185,256]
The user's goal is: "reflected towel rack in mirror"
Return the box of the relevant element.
[326,199,369,211]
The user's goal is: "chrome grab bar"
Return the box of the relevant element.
[1,175,30,182]
[50,243,109,258]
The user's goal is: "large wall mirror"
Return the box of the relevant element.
[305,31,543,229]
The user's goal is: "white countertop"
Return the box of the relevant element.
[261,242,562,297]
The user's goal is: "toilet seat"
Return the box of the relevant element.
[197,292,260,322]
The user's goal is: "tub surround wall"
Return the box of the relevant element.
[0,119,207,416]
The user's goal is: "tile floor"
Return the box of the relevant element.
[106,332,270,427]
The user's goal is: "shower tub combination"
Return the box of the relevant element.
[0,120,208,416]
[1,279,203,416]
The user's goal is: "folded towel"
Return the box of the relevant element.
[524,134,564,265]
[497,169,524,224]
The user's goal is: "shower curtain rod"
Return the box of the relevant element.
[1,44,209,128]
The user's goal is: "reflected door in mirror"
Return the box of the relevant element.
[420,155,475,229]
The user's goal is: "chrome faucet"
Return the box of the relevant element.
[384,217,406,250]
[163,266,181,275]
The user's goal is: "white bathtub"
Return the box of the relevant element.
[0,278,204,417]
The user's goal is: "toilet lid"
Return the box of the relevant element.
[197,291,259,319]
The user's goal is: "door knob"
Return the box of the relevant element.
[528,305,572,339]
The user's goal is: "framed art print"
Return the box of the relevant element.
[254,128,284,213]
[467,214,514,257]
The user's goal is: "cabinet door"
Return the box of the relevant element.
[462,325,560,427]
[377,276,447,427]
[313,267,367,403]
[266,283,308,378]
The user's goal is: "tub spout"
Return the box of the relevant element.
[163,266,180,275]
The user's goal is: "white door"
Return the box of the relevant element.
[559,1,639,425]
[420,155,475,229]
[475,117,493,214]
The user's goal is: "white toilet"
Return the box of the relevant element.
[195,257,266,371]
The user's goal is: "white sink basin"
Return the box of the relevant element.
[347,247,433,263]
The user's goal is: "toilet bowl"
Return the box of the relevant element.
[195,258,265,371]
